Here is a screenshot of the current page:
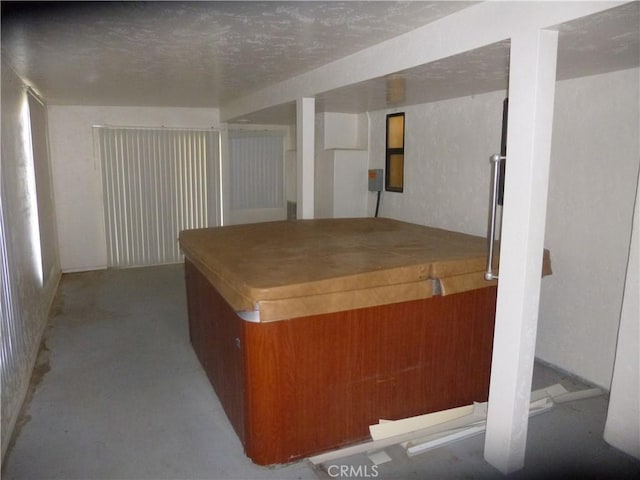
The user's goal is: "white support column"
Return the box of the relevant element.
[296,97,315,219]
[484,28,559,474]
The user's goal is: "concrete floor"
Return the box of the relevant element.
[2,264,639,480]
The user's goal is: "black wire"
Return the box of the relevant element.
[375,190,381,218]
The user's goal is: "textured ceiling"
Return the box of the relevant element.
[555,1,640,80]
[1,1,638,124]
[310,1,640,116]
[247,1,640,124]
[1,1,475,107]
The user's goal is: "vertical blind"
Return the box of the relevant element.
[228,131,284,210]
[96,127,220,267]
[26,90,57,283]
[0,191,20,434]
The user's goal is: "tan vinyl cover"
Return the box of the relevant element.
[179,218,551,322]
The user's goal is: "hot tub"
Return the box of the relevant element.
[179,218,551,465]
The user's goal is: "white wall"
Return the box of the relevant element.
[314,112,370,219]
[1,58,61,459]
[315,150,368,219]
[47,106,220,272]
[317,112,367,151]
[538,68,640,388]
[604,167,639,459]
[314,149,334,218]
[368,68,639,388]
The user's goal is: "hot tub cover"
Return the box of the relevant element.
[179,218,551,322]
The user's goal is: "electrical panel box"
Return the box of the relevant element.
[368,169,383,192]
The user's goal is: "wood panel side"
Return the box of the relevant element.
[184,259,246,444]
[242,287,497,465]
